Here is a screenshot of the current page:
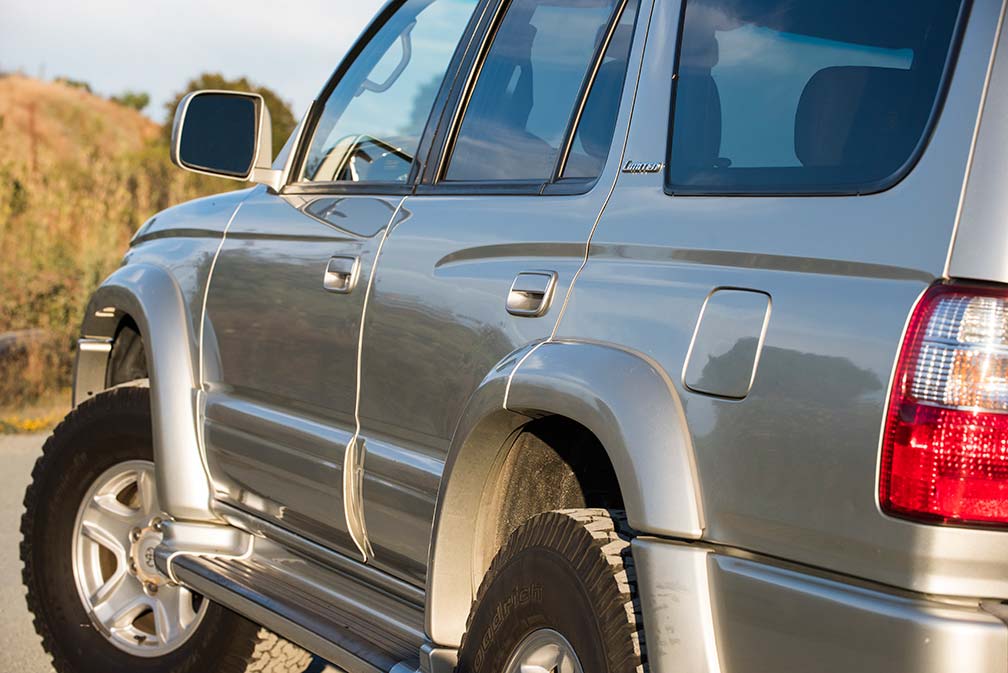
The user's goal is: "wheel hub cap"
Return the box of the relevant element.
[71,460,207,657]
[503,628,584,673]
[130,526,166,588]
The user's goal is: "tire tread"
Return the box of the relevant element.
[456,508,646,673]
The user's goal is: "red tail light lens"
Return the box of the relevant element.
[880,284,1008,526]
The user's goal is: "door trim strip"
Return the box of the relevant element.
[344,194,410,562]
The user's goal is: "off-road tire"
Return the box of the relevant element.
[455,508,645,673]
[20,385,313,673]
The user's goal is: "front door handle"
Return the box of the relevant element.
[507,271,558,317]
[323,255,361,294]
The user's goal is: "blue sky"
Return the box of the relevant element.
[0,1,386,123]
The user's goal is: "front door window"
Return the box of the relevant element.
[301,0,479,184]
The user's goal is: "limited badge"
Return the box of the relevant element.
[622,159,664,174]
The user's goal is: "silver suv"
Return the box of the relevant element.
[20,1,1008,672]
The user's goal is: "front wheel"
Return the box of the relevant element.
[455,509,645,673]
[20,386,312,673]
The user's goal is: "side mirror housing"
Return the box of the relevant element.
[170,90,282,191]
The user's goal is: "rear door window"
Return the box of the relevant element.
[444,0,625,183]
[667,0,965,195]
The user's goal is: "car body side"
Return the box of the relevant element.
[69,0,1008,672]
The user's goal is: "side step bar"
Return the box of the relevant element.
[155,524,425,673]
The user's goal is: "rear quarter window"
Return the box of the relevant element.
[666,0,967,195]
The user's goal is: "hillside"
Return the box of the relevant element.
[0,75,159,164]
[0,75,229,414]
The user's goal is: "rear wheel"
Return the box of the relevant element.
[21,386,313,673]
[455,509,645,673]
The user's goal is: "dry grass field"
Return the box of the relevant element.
[0,75,233,422]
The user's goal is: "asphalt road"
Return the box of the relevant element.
[0,433,54,673]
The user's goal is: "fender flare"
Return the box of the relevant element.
[425,340,703,648]
[506,340,704,538]
[78,263,215,521]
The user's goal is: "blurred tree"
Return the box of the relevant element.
[111,90,150,112]
[163,73,296,157]
[402,76,443,140]
[55,77,93,93]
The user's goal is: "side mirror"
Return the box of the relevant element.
[170,90,281,191]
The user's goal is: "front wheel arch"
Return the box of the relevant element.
[106,317,148,388]
[75,263,213,521]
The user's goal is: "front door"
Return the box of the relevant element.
[356,0,646,585]
[200,0,481,558]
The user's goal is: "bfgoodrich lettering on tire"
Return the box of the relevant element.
[455,509,645,673]
[20,385,312,673]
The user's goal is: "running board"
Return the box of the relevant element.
[154,523,424,673]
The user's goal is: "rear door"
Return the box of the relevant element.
[200,0,481,559]
[355,0,647,586]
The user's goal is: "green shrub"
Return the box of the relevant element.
[111,90,150,112]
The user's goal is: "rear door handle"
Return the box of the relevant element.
[507,271,558,317]
[323,255,361,294]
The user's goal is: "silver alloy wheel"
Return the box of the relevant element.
[503,628,585,673]
[71,460,207,657]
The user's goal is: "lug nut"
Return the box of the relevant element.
[129,527,142,542]
[151,517,163,532]
[144,581,158,595]
[128,560,137,575]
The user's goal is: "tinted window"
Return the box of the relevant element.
[446,0,622,182]
[668,0,963,194]
[180,94,257,177]
[301,0,478,184]
[562,0,639,179]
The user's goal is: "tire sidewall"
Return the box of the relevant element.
[455,511,640,673]
[461,548,609,673]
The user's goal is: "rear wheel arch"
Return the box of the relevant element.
[505,340,704,539]
[475,416,625,580]
[428,405,628,650]
[427,341,702,649]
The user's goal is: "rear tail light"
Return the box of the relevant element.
[880,283,1008,526]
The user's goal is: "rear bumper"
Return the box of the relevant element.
[633,538,1008,673]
